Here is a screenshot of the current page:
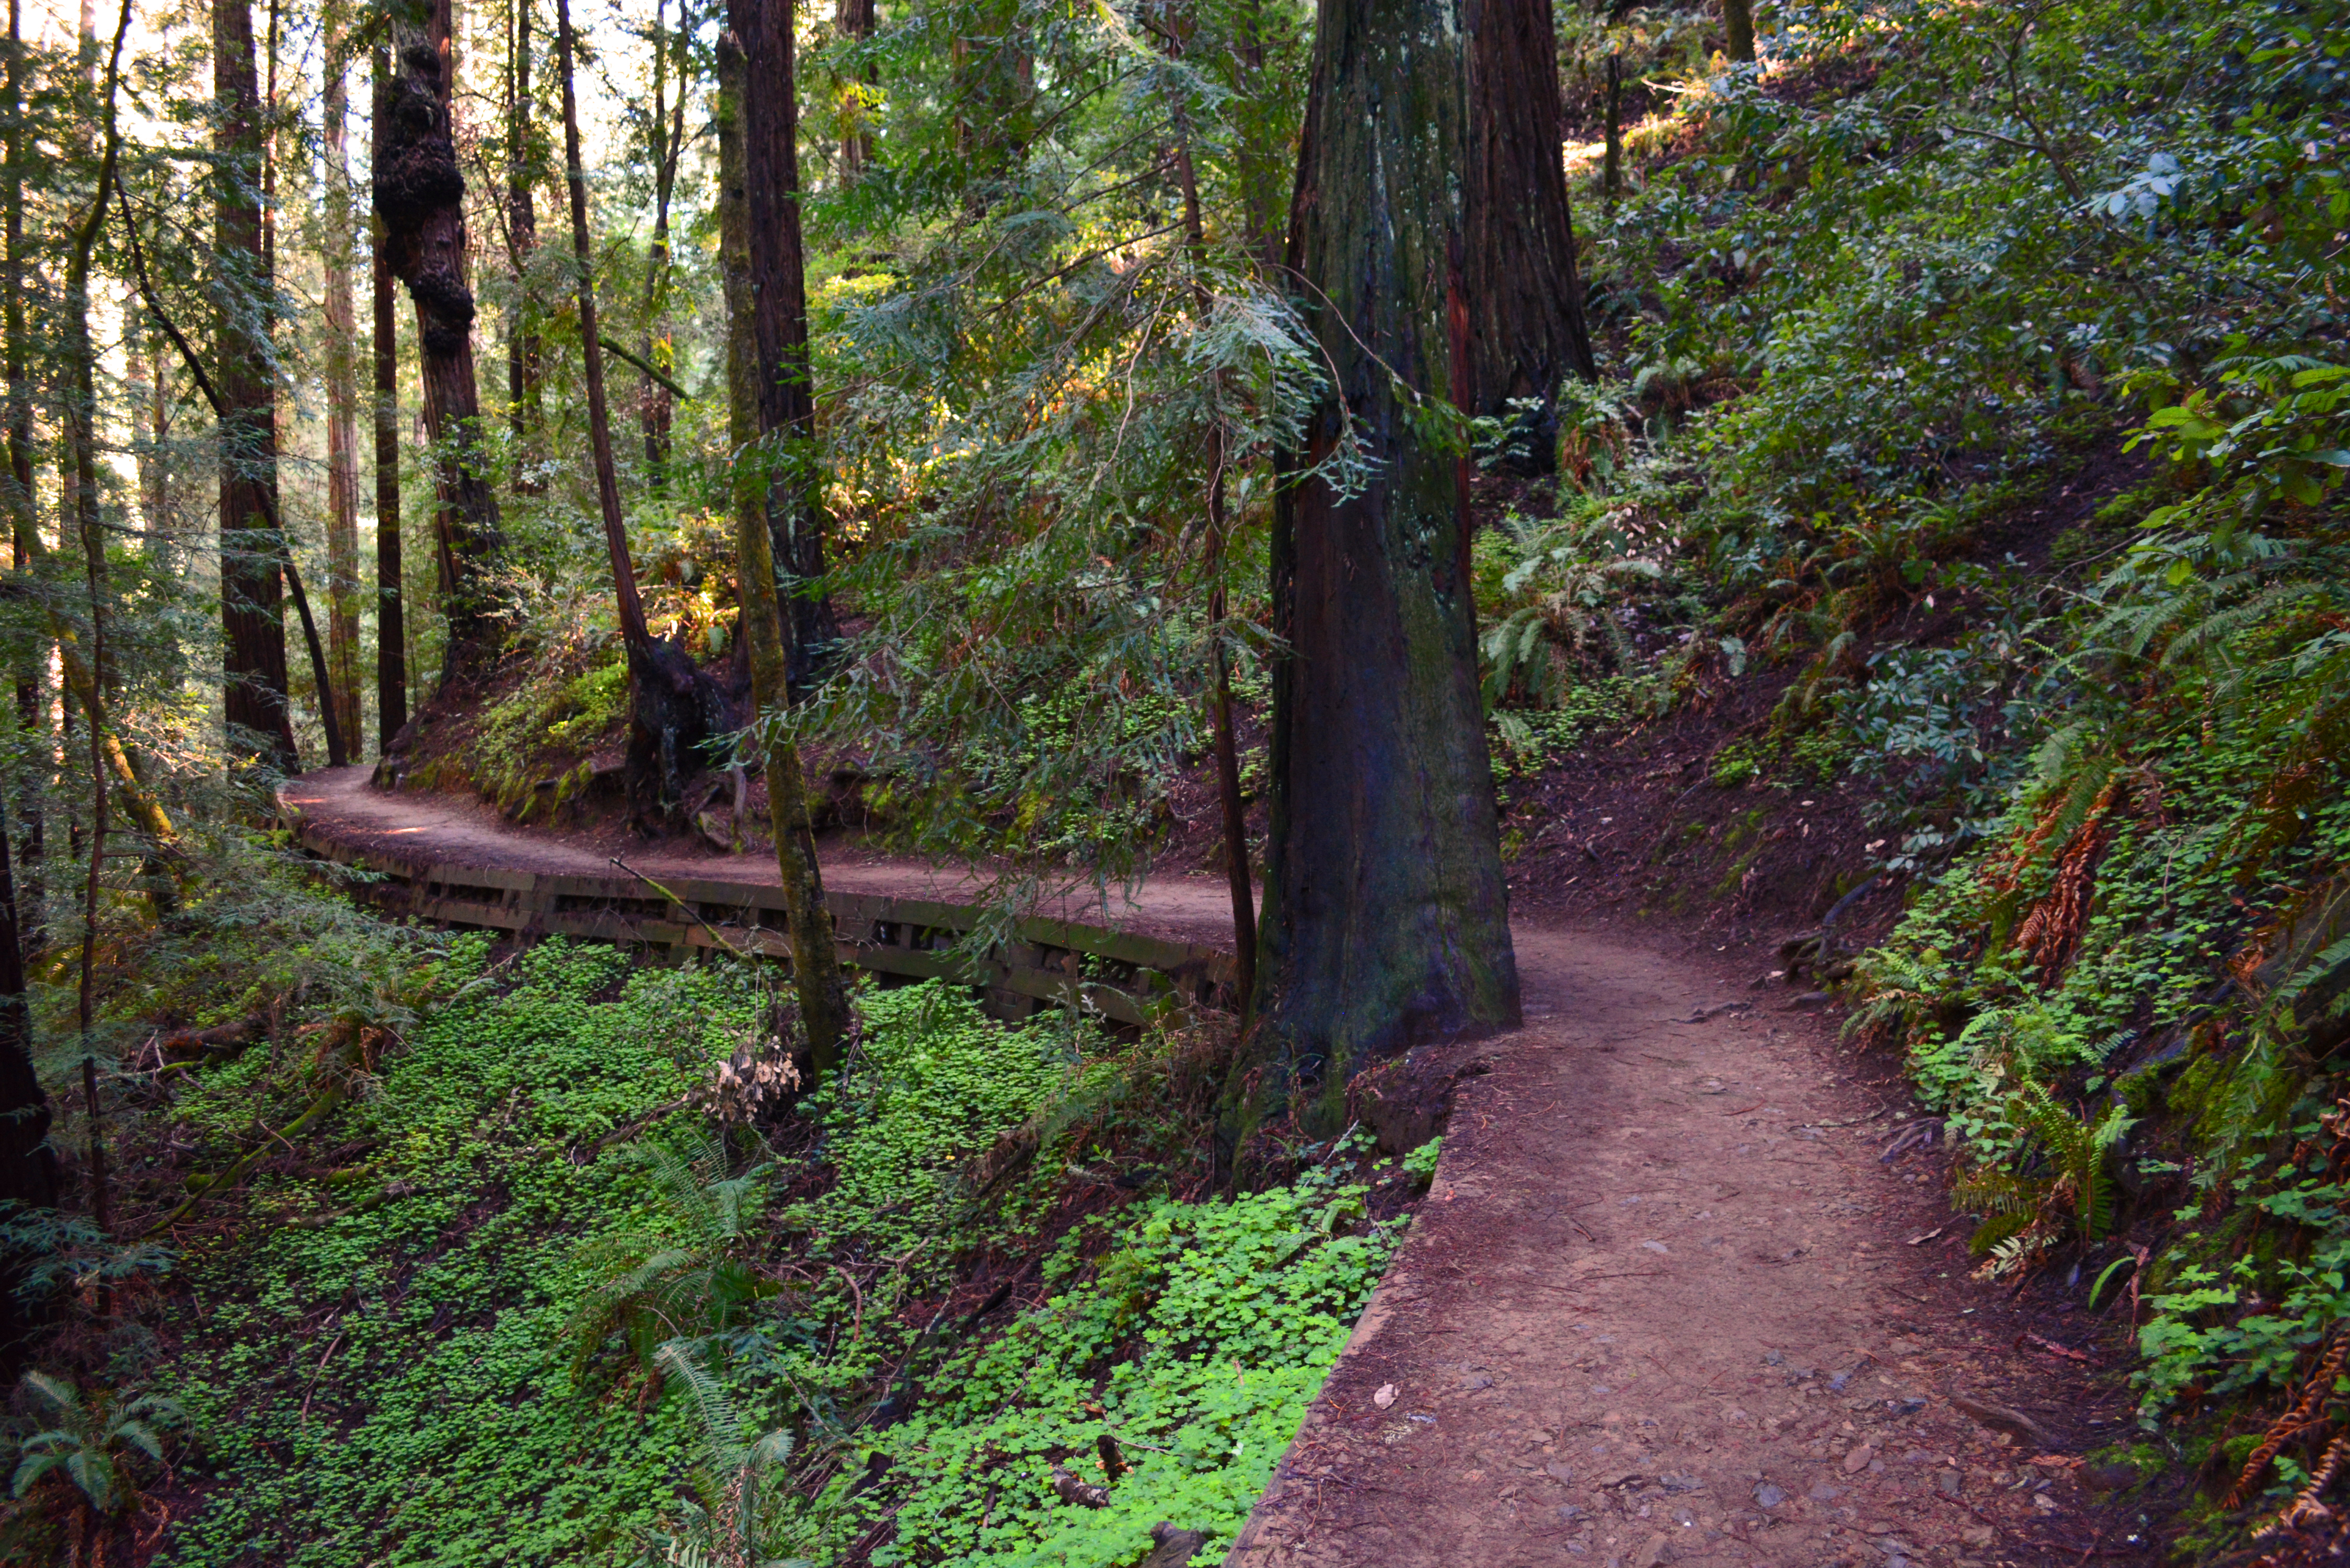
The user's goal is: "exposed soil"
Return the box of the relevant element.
[1227,927,2159,1568]
[280,769,2161,1568]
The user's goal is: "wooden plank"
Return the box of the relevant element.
[280,790,1231,1024]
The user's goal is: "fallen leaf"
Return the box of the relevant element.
[1373,1383,1397,1410]
[2019,1332,2092,1364]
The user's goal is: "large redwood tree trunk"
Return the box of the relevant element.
[372,44,408,748]
[216,0,298,769]
[1461,0,1597,456]
[1232,0,1568,1146]
[374,0,507,681]
[732,0,837,692]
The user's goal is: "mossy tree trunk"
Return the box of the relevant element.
[718,26,851,1077]
[375,0,507,683]
[1722,0,1755,64]
[1232,0,1569,1147]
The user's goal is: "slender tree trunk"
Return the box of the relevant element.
[1604,52,1623,201]
[1162,32,1256,1009]
[135,319,167,531]
[1722,0,1755,64]
[506,0,540,448]
[1230,0,1554,1148]
[557,0,709,827]
[638,0,688,487]
[719,30,850,1078]
[375,0,507,682]
[553,0,650,654]
[833,0,874,177]
[3,0,44,959]
[67,0,131,1313]
[732,0,838,696]
[216,0,299,770]
[372,47,407,750]
[323,4,365,755]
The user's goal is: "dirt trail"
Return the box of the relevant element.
[279,766,1240,945]
[280,769,2139,1568]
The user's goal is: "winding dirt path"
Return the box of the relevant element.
[280,768,2140,1568]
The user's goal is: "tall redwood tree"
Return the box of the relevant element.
[216,0,297,768]
[732,0,836,691]
[1232,0,1598,1143]
[375,0,506,680]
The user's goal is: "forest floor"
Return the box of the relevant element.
[280,767,2163,1568]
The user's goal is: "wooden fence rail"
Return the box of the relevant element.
[279,802,1237,1027]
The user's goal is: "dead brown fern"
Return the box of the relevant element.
[2228,1324,2350,1509]
[2252,1434,2350,1568]
[2012,775,2124,979]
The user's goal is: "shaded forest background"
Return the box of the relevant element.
[0,0,2341,1561]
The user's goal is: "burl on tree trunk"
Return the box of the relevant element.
[1236,0,1554,1148]
[374,0,505,678]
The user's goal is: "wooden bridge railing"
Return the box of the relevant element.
[280,805,1237,1027]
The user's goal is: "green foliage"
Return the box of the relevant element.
[9,1373,181,1516]
[160,940,747,1567]
[791,983,1083,1264]
[1400,1136,1443,1185]
[567,1131,782,1381]
[851,1169,1398,1567]
[136,939,1373,1568]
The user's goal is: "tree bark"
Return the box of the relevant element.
[3,0,43,958]
[375,0,507,680]
[638,0,686,486]
[731,0,838,695]
[505,0,540,447]
[557,0,711,828]
[0,0,54,1315]
[1722,0,1755,64]
[1232,0,1544,1146]
[216,0,299,770]
[1457,0,1596,457]
[0,797,55,1375]
[372,45,407,750]
[833,0,874,178]
[719,30,850,1078]
[323,3,364,754]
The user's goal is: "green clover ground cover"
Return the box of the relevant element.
[154,941,1398,1567]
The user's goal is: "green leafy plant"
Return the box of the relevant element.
[9,1372,182,1558]
[567,1129,781,1381]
